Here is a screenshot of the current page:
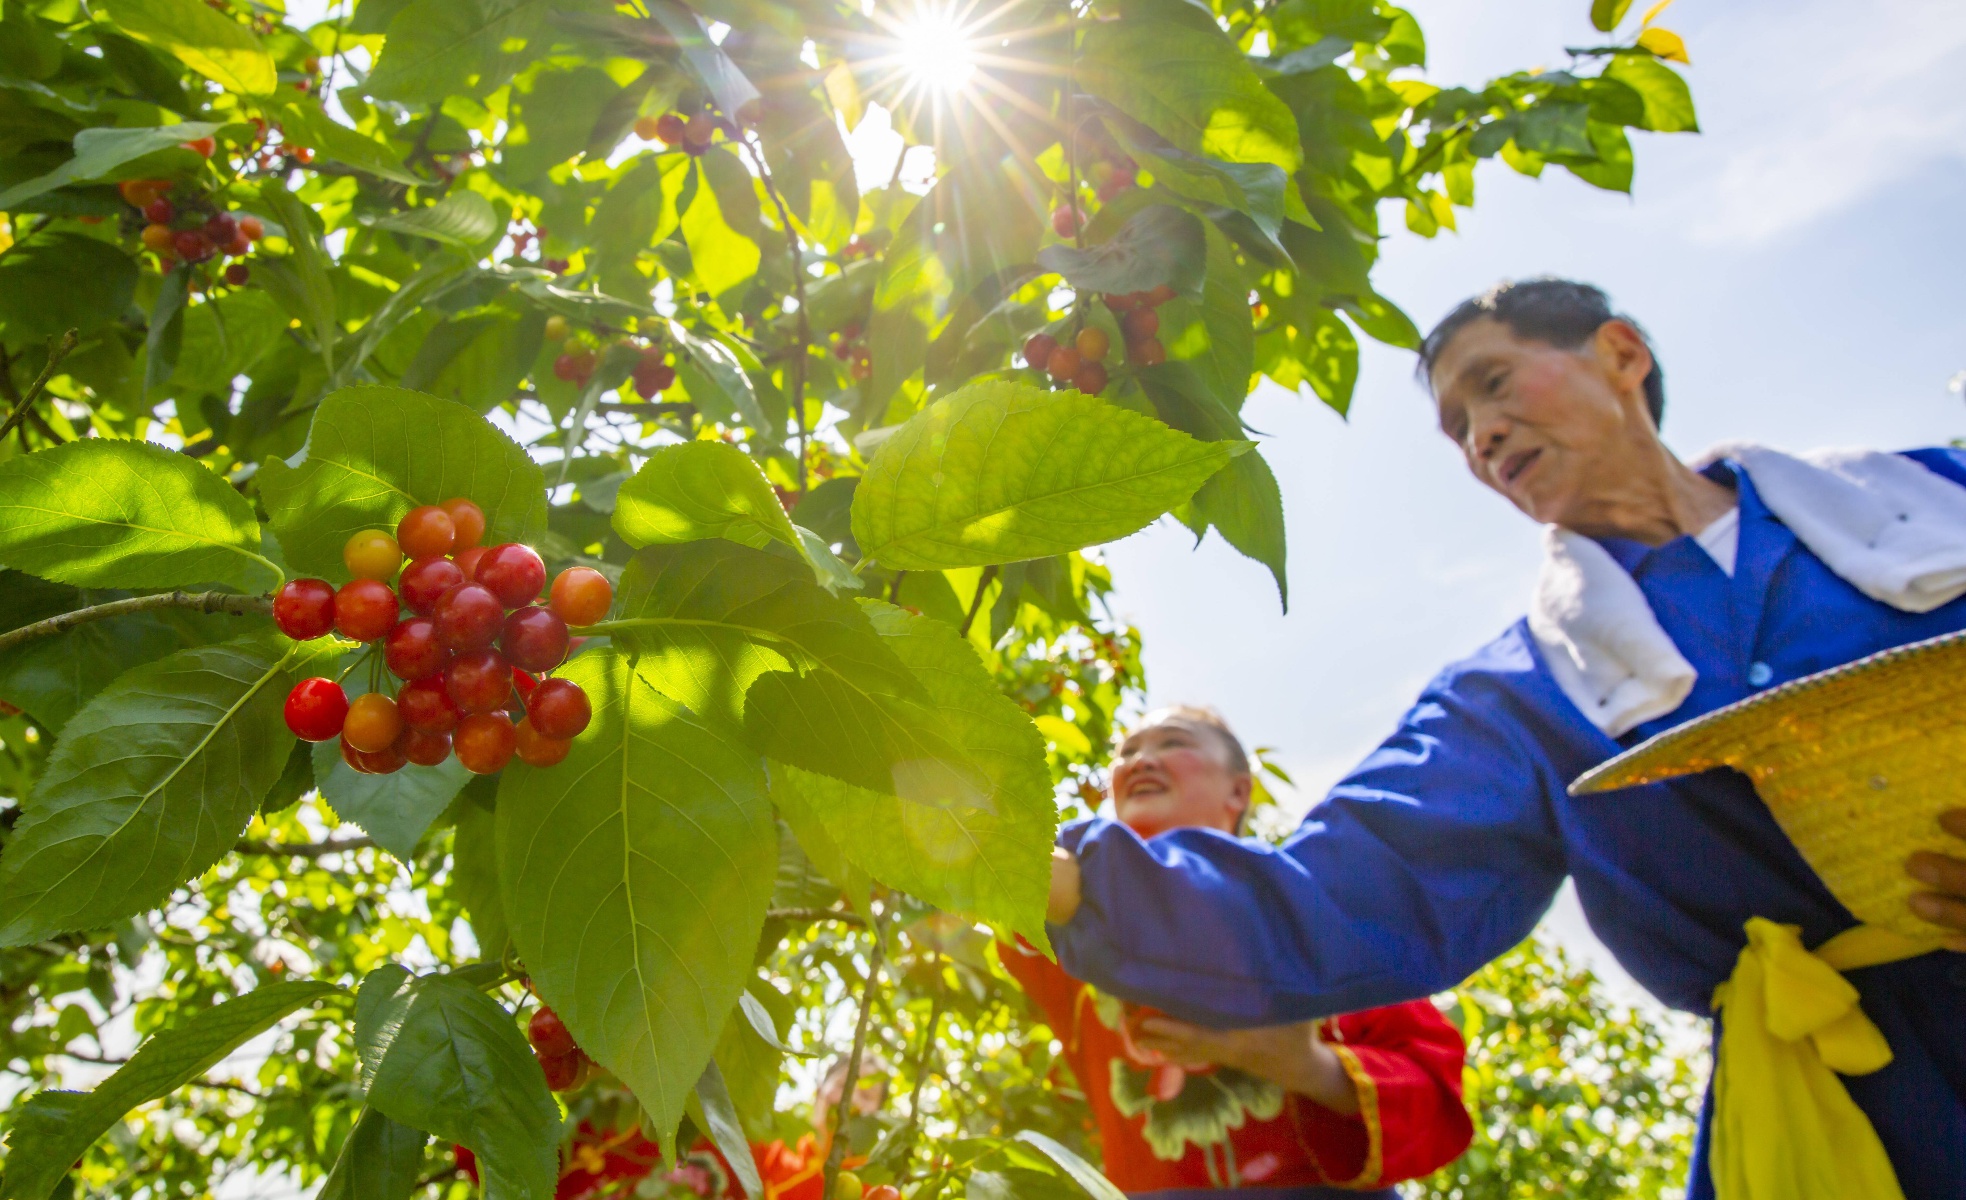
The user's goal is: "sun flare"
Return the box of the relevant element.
[894,9,979,93]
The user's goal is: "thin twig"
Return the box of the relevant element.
[739,133,812,493]
[957,565,999,638]
[0,329,79,443]
[822,918,886,1200]
[886,571,906,604]
[766,906,867,927]
[0,591,273,656]
[233,836,376,859]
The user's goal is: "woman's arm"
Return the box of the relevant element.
[1127,1016,1360,1114]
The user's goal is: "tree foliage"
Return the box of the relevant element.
[0,0,1699,1194]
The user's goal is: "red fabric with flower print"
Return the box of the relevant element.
[455,1125,838,1200]
[999,940,1473,1191]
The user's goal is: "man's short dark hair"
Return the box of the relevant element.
[1417,278,1665,427]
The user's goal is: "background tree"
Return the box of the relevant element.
[0,0,1698,1195]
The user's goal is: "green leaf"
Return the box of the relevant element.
[1590,0,1634,32]
[851,380,1248,570]
[691,1060,764,1200]
[261,739,315,815]
[0,231,138,340]
[1602,55,1698,133]
[1160,221,1253,412]
[274,102,423,186]
[681,157,762,302]
[613,441,800,555]
[645,0,760,118]
[259,385,547,581]
[1337,290,1420,350]
[504,66,621,181]
[0,635,310,946]
[451,797,510,960]
[496,648,776,1144]
[354,966,559,1200]
[1012,1132,1128,1200]
[0,123,220,211]
[310,737,468,860]
[1036,205,1206,298]
[1079,16,1300,172]
[143,262,190,396]
[768,600,1055,946]
[101,0,276,93]
[0,439,280,592]
[1515,102,1594,158]
[609,541,951,795]
[260,182,339,375]
[318,1108,429,1200]
[1192,447,1286,610]
[0,981,339,1200]
[372,191,501,248]
[366,0,548,101]
[668,320,768,435]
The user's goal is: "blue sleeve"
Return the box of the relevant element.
[1901,446,1966,490]
[1050,648,1572,1028]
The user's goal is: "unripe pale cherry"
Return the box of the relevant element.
[343,529,402,580]
[343,692,403,754]
[273,578,336,640]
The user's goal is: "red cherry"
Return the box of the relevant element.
[1073,363,1109,395]
[339,734,370,774]
[1051,206,1082,237]
[399,556,466,616]
[1022,333,1057,371]
[528,1006,578,1057]
[552,353,578,382]
[549,567,613,626]
[1046,346,1081,383]
[452,545,489,582]
[397,505,456,559]
[1147,283,1177,306]
[1122,308,1160,340]
[528,678,592,739]
[173,230,212,262]
[239,215,265,240]
[385,617,449,681]
[441,498,487,549]
[654,112,687,145]
[514,718,572,767]
[223,263,249,286]
[512,668,539,706]
[537,1048,585,1092]
[182,135,216,158]
[500,606,570,673]
[203,211,238,243]
[1127,337,1167,367]
[143,198,174,224]
[447,649,515,714]
[433,583,503,652]
[455,712,517,774]
[397,727,453,767]
[865,1188,903,1200]
[342,733,407,775]
[273,578,336,640]
[284,677,348,741]
[476,543,546,608]
[334,579,400,643]
[398,675,461,734]
[343,692,403,754]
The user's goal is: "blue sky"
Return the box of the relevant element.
[1099,0,1966,992]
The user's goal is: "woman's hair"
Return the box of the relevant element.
[1142,704,1251,775]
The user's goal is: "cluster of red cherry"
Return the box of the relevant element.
[1021,285,1176,396]
[119,164,262,287]
[545,316,676,398]
[632,102,757,155]
[527,1004,592,1092]
[831,320,872,381]
[275,498,614,776]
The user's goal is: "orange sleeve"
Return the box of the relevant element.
[1288,999,1474,1187]
[996,937,1084,1034]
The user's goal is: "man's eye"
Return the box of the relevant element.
[1484,370,1505,395]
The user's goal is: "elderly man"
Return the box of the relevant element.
[1044,280,1966,1200]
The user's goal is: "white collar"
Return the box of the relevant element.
[1530,445,1966,737]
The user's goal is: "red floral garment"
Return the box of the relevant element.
[455,1127,835,1200]
[999,940,1474,1191]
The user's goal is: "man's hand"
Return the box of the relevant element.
[1132,1015,1359,1115]
[1048,846,1081,925]
[1906,808,1966,952]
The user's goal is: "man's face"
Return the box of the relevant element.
[1108,716,1250,839]
[1429,317,1655,527]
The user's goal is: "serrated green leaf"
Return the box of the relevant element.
[1160,221,1253,413]
[690,1060,764,1200]
[1037,205,1205,298]
[310,736,468,860]
[1012,1131,1128,1200]
[851,381,1248,570]
[366,0,548,101]
[318,1108,429,1200]
[1602,54,1698,133]
[0,231,139,340]
[495,648,776,1145]
[451,798,510,960]
[0,635,312,946]
[258,385,547,581]
[670,319,768,434]
[261,182,338,374]
[1590,0,1634,32]
[143,262,190,397]
[274,102,423,186]
[680,157,761,302]
[101,0,275,94]
[1079,17,1300,172]
[504,66,620,181]
[0,440,280,592]
[613,441,800,554]
[1192,447,1286,610]
[372,191,500,247]
[0,981,339,1200]
[354,966,559,1200]
[0,123,219,211]
[645,0,760,118]
[768,601,1054,946]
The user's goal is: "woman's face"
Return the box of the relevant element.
[1108,717,1250,839]
[1429,317,1657,527]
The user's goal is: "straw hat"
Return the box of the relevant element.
[1569,628,1966,938]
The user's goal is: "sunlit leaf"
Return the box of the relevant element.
[102,0,276,94]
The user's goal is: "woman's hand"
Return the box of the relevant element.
[1047,846,1082,925]
[1132,1015,1360,1115]
[1906,808,1966,952]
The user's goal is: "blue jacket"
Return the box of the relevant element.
[1052,451,1966,1199]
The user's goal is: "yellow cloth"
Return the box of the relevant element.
[1709,917,1947,1200]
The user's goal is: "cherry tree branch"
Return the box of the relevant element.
[739,133,812,493]
[0,329,78,443]
[0,591,273,656]
[822,918,886,1200]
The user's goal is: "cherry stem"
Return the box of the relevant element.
[0,589,272,656]
[957,565,999,638]
[822,914,886,1200]
[0,328,79,443]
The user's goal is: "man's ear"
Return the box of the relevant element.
[1229,773,1254,832]
[1594,320,1654,398]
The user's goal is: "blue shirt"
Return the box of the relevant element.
[1052,452,1966,1200]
